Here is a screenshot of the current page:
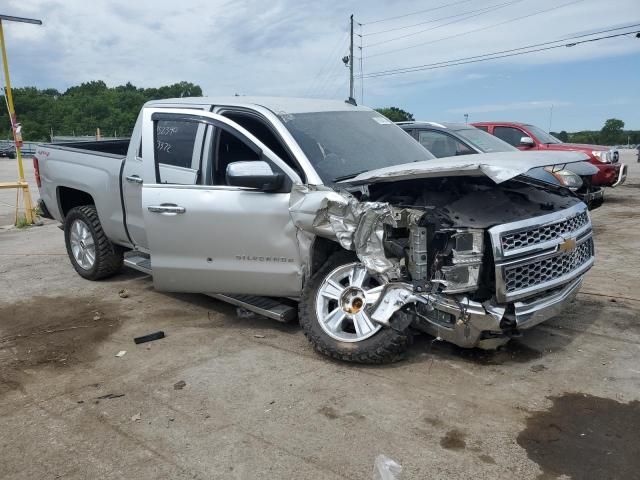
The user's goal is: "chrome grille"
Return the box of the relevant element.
[501,211,589,252]
[504,238,593,293]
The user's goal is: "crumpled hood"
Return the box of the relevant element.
[340,150,589,186]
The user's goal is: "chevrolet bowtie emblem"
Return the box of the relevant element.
[558,237,577,253]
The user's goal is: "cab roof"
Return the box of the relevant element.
[145,96,371,115]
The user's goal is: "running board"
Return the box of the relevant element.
[207,294,297,323]
[122,253,296,322]
[124,254,152,275]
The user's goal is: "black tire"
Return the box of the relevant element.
[64,205,123,280]
[299,250,413,364]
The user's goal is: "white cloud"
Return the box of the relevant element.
[2,0,639,130]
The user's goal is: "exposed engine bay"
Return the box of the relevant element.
[363,176,580,298]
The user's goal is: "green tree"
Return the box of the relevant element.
[374,107,414,122]
[600,118,624,145]
[556,130,569,142]
[0,81,204,141]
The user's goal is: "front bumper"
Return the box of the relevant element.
[578,187,604,210]
[369,276,585,350]
[593,162,623,187]
[611,163,627,187]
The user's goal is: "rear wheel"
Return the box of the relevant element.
[299,251,413,364]
[64,205,123,280]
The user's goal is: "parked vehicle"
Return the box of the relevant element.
[0,143,16,158]
[472,122,627,187]
[397,121,603,209]
[35,97,595,363]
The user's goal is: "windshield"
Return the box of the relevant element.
[455,127,517,153]
[278,110,435,183]
[525,124,562,144]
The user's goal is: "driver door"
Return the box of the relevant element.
[141,108,304,297]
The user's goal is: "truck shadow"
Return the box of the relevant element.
[400,297,609,366]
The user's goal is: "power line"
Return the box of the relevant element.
[365,0,585,59]
[364,0,524,49]
[306,31,349,96]
[363,0,523,37]
[363,23,640,77]
[361,29,639,79]
[360,0,474,26]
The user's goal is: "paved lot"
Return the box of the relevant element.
[1,152,639,479]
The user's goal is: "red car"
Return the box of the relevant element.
[472,122,627,187]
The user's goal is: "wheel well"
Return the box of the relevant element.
[310,237,344,275]
[58,187,95,217]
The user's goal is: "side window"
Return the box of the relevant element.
[221,113,302,178]
[475,125,488,132]
[213,129,261,185]
[153,119,200,185]
[156,120,199,168]
[418,130,472,158]
[493,126,525,147]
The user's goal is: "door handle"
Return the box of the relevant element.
[147,204,186,214]
[126,175,143,184]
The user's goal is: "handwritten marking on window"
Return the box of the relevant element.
[156,141,172,153]
[157,126,179,136]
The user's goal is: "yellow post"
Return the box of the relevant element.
[0,18,34,224]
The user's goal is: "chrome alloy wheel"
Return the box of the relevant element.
[69,219,96,270]
[314,262,385,342]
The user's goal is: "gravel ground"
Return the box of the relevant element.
[0,151,639,479]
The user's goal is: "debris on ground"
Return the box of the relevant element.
[115,350,126,357]
[134,331,165,344]
[93,312,101,321]
[96,393,125,400]
[173,380,186,390]
[131,412,141,422]
[253,334,265,338]
[236,307,255,319]
[118,289,129,299]
[372,454,403,480]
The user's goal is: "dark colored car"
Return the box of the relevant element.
[0,143,16,158]
[471,121,626,187]
[398,121,604,209]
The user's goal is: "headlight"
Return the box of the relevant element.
[543,167,583,191]
[433,229,484,293]
[591,150,611,163]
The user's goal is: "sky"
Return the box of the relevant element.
[3,0,640,131]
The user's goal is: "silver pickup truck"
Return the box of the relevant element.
[35,97,595,363]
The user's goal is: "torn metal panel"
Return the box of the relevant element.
[289,185,400,279]
[340,150,589,186]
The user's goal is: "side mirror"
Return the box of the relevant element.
[520,136,535,147]
[226,160,283,191]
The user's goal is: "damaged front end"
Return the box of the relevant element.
[291,174,594,350]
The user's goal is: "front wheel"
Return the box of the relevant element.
[299,251,413,364]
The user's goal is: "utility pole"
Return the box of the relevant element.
[548,104,554,132]
[348,14,355,104]
[464,114,469,124]
[0,14,42,225]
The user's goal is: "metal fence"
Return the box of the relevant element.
[0,139,38,156]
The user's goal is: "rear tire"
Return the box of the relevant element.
[64,205,123,280]
[299,250,413,364]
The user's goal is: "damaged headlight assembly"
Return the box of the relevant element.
[433,229,484,293]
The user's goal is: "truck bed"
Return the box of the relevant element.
[35,138,132,248]
[46,139,130,157]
